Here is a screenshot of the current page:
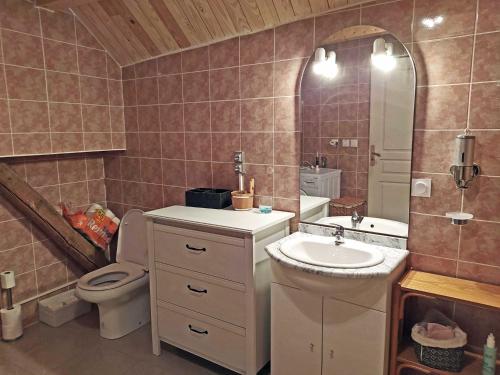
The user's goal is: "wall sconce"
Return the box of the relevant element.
[371,38,396,72]
[312,48,338,79]
[446,131,480,225]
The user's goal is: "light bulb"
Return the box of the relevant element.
[322,51,338,79]
[371,38,396,72]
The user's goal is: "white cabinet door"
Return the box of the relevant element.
[271,283,322,375]
[323,298,387,375]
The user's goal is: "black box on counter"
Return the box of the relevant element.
[185,188,232,209]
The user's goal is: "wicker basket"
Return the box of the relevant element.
[413,342,465,372]
[330,196,366,216]
[411,310,467,373]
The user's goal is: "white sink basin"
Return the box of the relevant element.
[280,236,385,268]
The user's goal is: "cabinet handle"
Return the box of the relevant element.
[310,343,314,352]
[187,284,207,294]
[330,349,334,359]
[185,244,206,252]
[188,324,208,335]
[304,180,315,184]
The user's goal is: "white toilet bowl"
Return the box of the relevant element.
[76,209,150,339]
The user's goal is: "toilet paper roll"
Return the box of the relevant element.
[1,304,23,341]
[0,270,15,289]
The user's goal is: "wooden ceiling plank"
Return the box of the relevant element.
[208,0,238,35]
[272,0,296,23]
[37,0,99,11]
[238,0,265,31]
[174,0,212,42]
[93,1,149,61]
[101,0,160,56]
[290,0,312,16]
[255,0,280,27]
[161,0,201,44]
[135,0,179,50]
[328,0,348,8]
[308,0,329,13]
[192,0,226,39]
[75,5,133,64]
[149,0,191,48]
[120,0,165,54]
[113,15,153,58]
[222,0,251,33]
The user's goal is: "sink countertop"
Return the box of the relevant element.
[144,205,295,235]
[265,231,409,279]
[300,196,331,214]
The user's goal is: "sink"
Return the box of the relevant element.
[280,236,385,269]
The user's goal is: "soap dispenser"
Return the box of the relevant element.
[482,333,497,375]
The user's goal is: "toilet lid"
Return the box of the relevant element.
[116,209,147,269]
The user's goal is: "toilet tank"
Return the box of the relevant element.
[116,209,147,268]
[300,168,341,199]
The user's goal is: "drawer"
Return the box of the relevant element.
[158,302,246,372]
[156,264,246,327]
[153,227,246,283]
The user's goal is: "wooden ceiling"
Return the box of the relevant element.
[38,0,369,66]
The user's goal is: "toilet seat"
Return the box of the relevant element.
[77,262,145,292]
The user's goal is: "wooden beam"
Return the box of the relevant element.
[0,163,108,272]
[36,0,99,11]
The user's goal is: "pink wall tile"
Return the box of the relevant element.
[209,38,239,69]
[472,32,500,82]
[0,0,40,36]
[275,19,314,60]
[477,0,500,33]
[413,0,477,41]
[240,30,274,65]
[361,0,413,42]
[210,67,240,100]
[1,30,44,69]
[211,100,240,132]
[240,63,273,98]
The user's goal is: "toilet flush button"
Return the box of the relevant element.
[411,178,431,197]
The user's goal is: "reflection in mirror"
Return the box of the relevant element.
[299,27,416,238]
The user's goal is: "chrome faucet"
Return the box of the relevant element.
[351,210,364,228]
[332,225,344,245]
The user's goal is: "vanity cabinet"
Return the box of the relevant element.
[144,206,294,375]
[271,283,388,375]
[271,284,323,375]
[323,297,386,375]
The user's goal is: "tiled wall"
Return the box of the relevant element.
[301,38,372,200]
[0,154,106,325]
[104,27,303,223]
[105,0,500,345]
[0,0,125,157]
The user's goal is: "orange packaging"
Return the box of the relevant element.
[62,204,119,250]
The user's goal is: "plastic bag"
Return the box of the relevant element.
[62,203,120,251]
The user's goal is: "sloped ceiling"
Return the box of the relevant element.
[37,0,370,66]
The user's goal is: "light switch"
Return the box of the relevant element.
[411,178,432,197]
[342,139,350,147]
[350,139,358,147]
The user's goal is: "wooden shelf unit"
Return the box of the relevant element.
[390,270,500,375]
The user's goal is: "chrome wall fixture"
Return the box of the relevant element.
[449,131,480,190]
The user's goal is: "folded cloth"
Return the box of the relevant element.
[426,323,455,340]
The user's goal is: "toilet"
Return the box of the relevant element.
[76,209,150,339]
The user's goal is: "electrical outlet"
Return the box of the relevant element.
[342,139,350,147]
[350,139,358,147]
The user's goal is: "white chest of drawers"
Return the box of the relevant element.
[144,206,294,375]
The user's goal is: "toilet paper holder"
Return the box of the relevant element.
[1,270,16,310]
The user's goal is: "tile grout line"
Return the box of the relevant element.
[0,28,15,155]
[37,8,54,155]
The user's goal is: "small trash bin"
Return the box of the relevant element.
[38,289,91,327]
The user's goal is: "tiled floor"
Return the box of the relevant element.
[0,309,270,375]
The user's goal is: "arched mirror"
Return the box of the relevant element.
[299,26,416,238]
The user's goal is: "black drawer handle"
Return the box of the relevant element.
[185,244,206,252]
[187,285,207,294]
[188,324,208,335]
